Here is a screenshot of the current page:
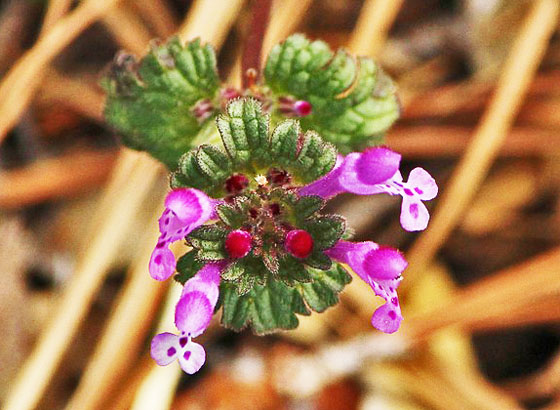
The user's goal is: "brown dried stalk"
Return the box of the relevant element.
[0,149,117,208]
[39,69,105,122]
[405,246,560,341]
[3,153,161,410]
[39,0,73,36]
[0,0,122,144]
[404,0,560,285]
[65,209,168,410]
[102,4,153,55]
[241,0,272,88]
[127,0,178,38]
[387,125,560,158]
[178,0,246,47]
[348,0,404,56]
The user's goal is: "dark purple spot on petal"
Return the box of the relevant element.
[389,287,394,292]
[179,337,188,348]
[391,297,398,306]
[156,241,165,248]
[167,347,176,356]
[394,182,403,187]
[404,188,414,196]
[409,203,419,218]
[154,255,162,265]
[165,218,170,225]
[183,350,191,361]
[388,310,397,320]
[414,187,424,195]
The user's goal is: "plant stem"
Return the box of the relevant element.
[242,0,272,89]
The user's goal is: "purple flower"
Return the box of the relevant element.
[149,188,218,281]
[150,263,223,374]
[299,147,437,231]
[326,240,406,333]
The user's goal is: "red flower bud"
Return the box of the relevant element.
[285,229,314,259]
[293,100,312,116]
[225,230,252,258]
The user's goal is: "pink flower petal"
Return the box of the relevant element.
[181,263,223,307]
[363,247,408,280]
[178,340,206,374]
[149,246,177,281]
[338,148,401,194]
[371,302,402,334]
[165,189,203,223]
[150,332,180,366]
[175,291,213,337]
[298,155,345,199]
[407,167,438,200]
[400,196,430,232]
[368,277,403,333]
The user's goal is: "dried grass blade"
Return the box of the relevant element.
[0,0,122,144]
[405,247,560,341]
[404,0,560,285]
[65,207,168,410]
[348,0,404,56]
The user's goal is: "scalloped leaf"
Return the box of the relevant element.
[299,263,352,312]
[217,98,270,166]
[103,37,220,168]
[172,98,338,194]
[264,34,399,153]
[220,279,310,335]
[293,195,325,220]
[277,255,312,286]
[186,225,228,261]
[303,215,346,250]
[269,120,337,183]
[174,250,205,285]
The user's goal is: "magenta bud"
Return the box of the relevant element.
[285,229,314,259]
[225,230,252,259]
[293,100,312,116]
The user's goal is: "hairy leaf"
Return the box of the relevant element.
[103,37,219,168]
[265,34,399,153]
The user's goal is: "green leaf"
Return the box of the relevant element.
[304,250,332,270]
[299,263,351,312]
[264,34,399,153]
[186,225,227,261]
[195,144,233,183]
[220,279,310,335]
[294,131,337,182]
[171,150,212,191]
[103,37,220,168]
[269,119,300,162]
[220,256,269,295]
[216,203,246,229]
[174,251,204,284]
[217,98,270,166]
[277,255,312,285]
[303,216,346,250]
[294,195,325,220]
[268,120,337,182]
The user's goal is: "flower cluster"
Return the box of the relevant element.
[148,98,437,374]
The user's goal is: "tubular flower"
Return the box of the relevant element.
[146,98,438,374]
[300,146,438,231]
[149,188,218,281]
[150,263,222,373]
[326,241,406,333]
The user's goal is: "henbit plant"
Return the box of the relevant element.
[102,35,436,375]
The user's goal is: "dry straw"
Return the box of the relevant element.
[3,0,560,408]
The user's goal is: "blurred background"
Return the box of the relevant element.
[1,0,560,409]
